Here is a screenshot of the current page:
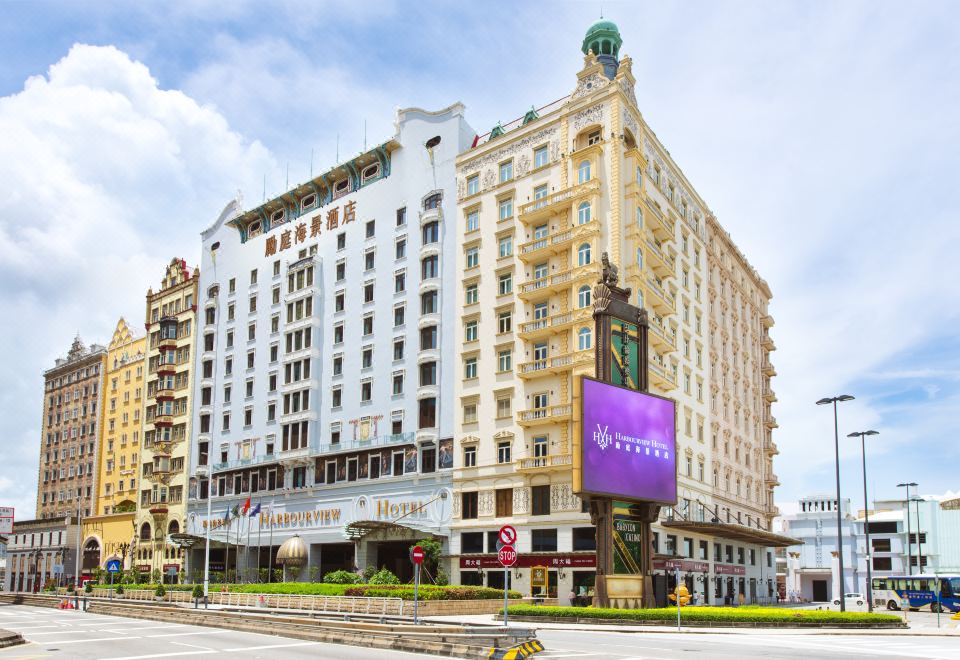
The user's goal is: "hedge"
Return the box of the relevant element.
[505,605,903,624]
[84,582,519,600]
[345,585,522,601]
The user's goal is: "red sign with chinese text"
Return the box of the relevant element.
[460,553,597,569]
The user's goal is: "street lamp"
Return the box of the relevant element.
[897,482,918,575]
[847,430,878,612]
[816,394,854,611]
[196,466,213,599]
[911,496,924,573]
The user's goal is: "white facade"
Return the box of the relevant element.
[781,496,859,601]
[186,104,474,582]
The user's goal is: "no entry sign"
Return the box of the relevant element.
[498,524,517,546]
[411,545,425,565]
[498,545,518,567]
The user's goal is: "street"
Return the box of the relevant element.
[0,604,433,660]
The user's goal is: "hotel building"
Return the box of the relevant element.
[185,105,473,582]
[133,258,199,579]
[37,336,107,520]
[451,21,786,604]
[79,318,145,573]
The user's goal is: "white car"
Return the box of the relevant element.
[833,592,865,606]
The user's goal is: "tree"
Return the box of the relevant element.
[410,538,443,584]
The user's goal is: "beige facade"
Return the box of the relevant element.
[37,337,107,520]
[134,258,198,577]
[451,22,778,604]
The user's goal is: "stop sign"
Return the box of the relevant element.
[498,545,517,567]
[411,545,425,565]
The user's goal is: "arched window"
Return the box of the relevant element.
[578,285,592,308]
[578,327,592,351]
[577,201,591,225]
[577,243,592,266]
[139,522,152,541]
[423,192,442,211]
[168,519,180,535]
[577,160,591,184]
[247,220,262,238]
[361,163,381,182]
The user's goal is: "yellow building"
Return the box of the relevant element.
[134,258,199,580]
[451,21,780,604]
[79,318,145,572]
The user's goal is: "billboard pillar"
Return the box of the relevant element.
[587,254,658,608]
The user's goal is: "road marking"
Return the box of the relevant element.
[99,651,215,660]
[39,636,139,645]
[146,630,233,639]
[222,641,321,652]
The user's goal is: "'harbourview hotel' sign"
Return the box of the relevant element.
[185,103,474,582]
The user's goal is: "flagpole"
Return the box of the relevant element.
[268,499,275,583]
[245,513,251,584]
[224,512,230,585]
[256,502,263,583]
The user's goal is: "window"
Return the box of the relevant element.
[394,338,405,360]
[463,446,477,467]
[464,357,478,379]
[365,219,376,238]
[422,255,439,279]
[465,319,478,342]
[578,285,592,308]
[467,175,479,196]
[465,283,479,305]
[423,193,442,210]
[394,271,406,293]
[534,145,548,168]
[498,198,513,221]
[422,220,439,245]
[396,207,406,227]
[496,395,511,418]
[577,201,591,225]
[497,310,512,334]
[463,401,477,423]
[461,492,478,519]
[420,325,437,350]
[331,386,342,408]
[499,160,513,182]
[333,323,344,344]
[496,489,513,517]
[360,379,372,402]
[497,349,512,372]
[578,327,592,351]
[533,184,548,205]
[577,160,591,184]
[465,247,479,269]
[578,242,592,266]
[531,528,557,552]
[532,485,551,515]
[498,273,513,296]
[395,238,406,260]
[337,232,346,250]
[573,527,596,551]
[498,235,513,258]
[465,210,479,232]
[362,314,373,335]
[497,441,511,464]
[393,304,405,327]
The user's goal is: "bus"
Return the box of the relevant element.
[871,575,960,612]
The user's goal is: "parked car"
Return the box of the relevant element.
[833,592,865,606]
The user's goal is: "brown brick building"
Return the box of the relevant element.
[37,336,107,519]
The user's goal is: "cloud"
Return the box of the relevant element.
[0,44,276,519]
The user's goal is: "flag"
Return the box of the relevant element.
[224,506,232,523]
[249,502,261,517]
[231,503,240,518]
[241,497,251,515]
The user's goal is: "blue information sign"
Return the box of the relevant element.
[106,559,122,574]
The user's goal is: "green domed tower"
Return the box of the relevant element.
[582,19,623,80]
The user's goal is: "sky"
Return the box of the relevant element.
[0,0,957,523]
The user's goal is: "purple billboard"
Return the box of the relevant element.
[579,377,677,504]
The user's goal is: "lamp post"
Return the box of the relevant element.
[816,394,854,611]
[847,430,878,612]
[897,482,917,575]
[197,466,213,599]
[912,496,924,573]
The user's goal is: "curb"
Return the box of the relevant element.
[488,640,545,659]
[0,630,26,649]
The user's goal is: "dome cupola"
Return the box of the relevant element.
[581,19,623,79]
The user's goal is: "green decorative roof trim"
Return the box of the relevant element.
[522,106,540,126]
[489,122,505,139]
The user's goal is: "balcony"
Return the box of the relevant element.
[647,321,677,353]
[318,431,416,456]
[644,198,674,241]
[765,472,780,486]
[517,404,572,427]
[762,333,776,351]
[156,363,177,376]
[158,336,178,351]
[519,229,574,262]
[762,386,777,402]
[645,239,674,279]
[648,359,677,391]
[644,277,675,316]
[761,314,775,328]
[764,414,778,429]
[212,453,277,473]
[278,447,312,466]
[518,308,591,341]
[518,350,592,379]
[518,264,600,300]
[518,178,601,223]
[155,387,175,401]
[516,453,573,471]
[153,414,174,427]
[761,360,777,377]
[148,504,168,516]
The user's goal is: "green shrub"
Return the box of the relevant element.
[115,584,124,595]
[154,583,166,597]
[368,569,401,585]
[323,570,362,584]
[84,582,93,594]
[345,585,521,601]
[192,584,204,599]
[66,583,75,592]
[504,605,903,625]
[362,565,378,583]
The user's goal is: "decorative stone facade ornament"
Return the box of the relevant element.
[572,72,608,100]
[622,108,639,140]
[452,494,461,518]
[459,127,559,175]
[478,489,494,516]
[513,487,530,515]
[516,153,531,177]
[456,178,465,201]
[481,169,496,190]
[550,483,581,512]
[573,103,605,131]
[619,78,638,108]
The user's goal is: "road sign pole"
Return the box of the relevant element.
[504,566,509,627]
[414,562,420,625]
[110,570,113,599]
[676,566,681,631]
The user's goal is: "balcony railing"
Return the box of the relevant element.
[519,264,599,297]
[518,350,592,377]
[519,229,573,259]
[517,454,573,470]
[210,432,417,473]
[518,178,600,219]
[518,309,590,337]
[517,404,572,426]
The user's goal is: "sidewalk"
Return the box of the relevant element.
[423,613,960,637]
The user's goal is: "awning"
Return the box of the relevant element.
[344,519,445,541]
[276,534,308,566]
[660,520,802,547]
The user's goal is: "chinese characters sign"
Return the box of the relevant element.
[263,200,358,257]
